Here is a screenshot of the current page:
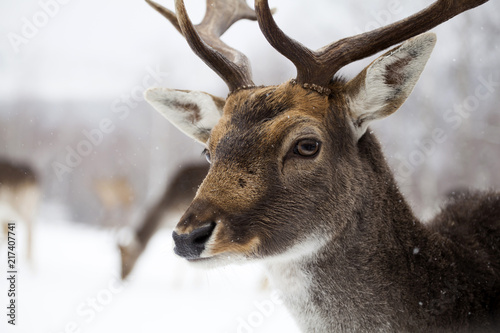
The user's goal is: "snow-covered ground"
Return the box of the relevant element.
[0,220,300,333]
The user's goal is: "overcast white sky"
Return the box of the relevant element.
[2,0,495,101]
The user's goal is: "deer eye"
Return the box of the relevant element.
[293,139,320,157]
[202,148,211,164]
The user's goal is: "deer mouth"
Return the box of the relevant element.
[184,253,242,269]
[184,246,254,267]
[186,256,213,263]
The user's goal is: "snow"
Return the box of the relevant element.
[0,220,300,333]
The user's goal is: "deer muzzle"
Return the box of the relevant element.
[172,199,222,260]
[172,222,216,259]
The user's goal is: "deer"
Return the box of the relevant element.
[0,158,40,263]
[118,163,208,279]
[142,0,500,331]
[93,176,135,227]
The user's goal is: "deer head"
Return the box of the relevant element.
[144,0,489,266]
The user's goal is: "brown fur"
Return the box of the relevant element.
[0,159,37,186]
[173,101,202,123]
[384,56,412,86]
[210,233,260,257]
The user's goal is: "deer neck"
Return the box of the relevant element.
[264,132,430,332]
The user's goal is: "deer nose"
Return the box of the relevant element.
[172,222,216,259]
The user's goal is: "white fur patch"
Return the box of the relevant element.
[144,88,223,143]
[267,235,328,263]
[348,33,436,138]
[263,236,328,332]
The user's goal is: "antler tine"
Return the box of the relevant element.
[254,0,317,84]
[145,0,182,34]
[147,0,258,92]
[318,0,490,84]
[198,0,257,36]
[255,0,489,89]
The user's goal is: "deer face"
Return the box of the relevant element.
[138,0,476,265]
[145,32,436,266]
[147,84,337,264]
[180,84,344,264]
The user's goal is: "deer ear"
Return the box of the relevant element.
[345,33,436,139]
[144,88,225,143]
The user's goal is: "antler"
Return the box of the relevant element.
[146,0,258,91]
[255,0,489,89]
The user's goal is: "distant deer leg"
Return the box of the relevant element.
[1,220,7,242]
[26,217,33,263]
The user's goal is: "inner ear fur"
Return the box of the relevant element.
[144,88,226,143]
[345,33,437,138]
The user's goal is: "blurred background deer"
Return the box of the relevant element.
[93,176,135,227]
[0,158,40,262]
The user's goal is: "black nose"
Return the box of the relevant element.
[172,222,216,259]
